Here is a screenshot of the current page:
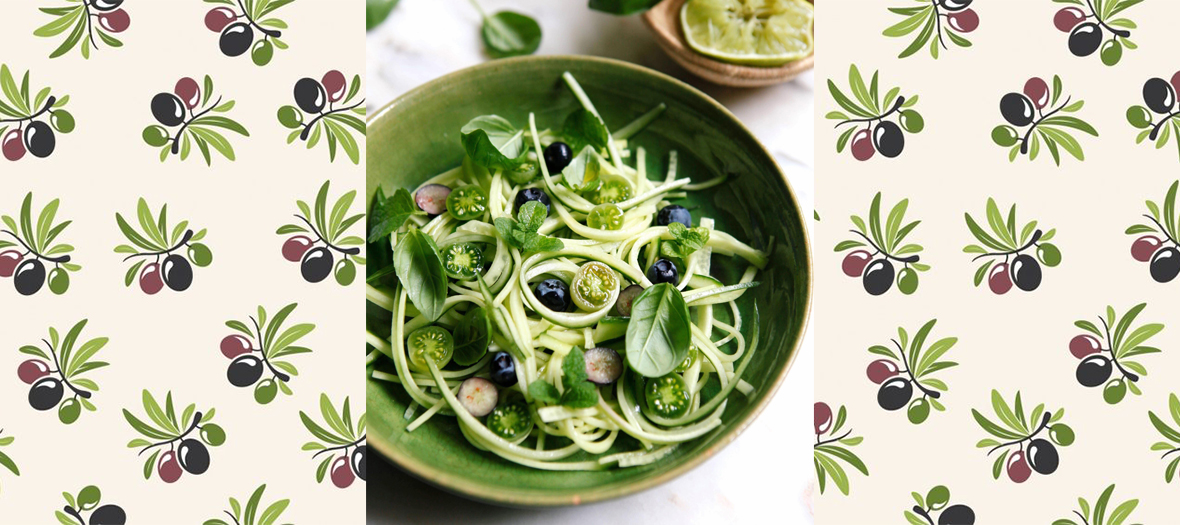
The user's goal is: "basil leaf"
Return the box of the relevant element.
[453,307,491,366]
[560,146,602,191]
[366,0,399,30]
[529,380,561,404]
[482,11,542,58]
[393,229,447,322]
[625,283,691,377]
[516,201,547,233]
[460,115,528,170]
[588,0,662,16]
[562,109,609,152]
[367,187,416,242]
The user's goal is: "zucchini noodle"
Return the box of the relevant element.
[367,74,770,470]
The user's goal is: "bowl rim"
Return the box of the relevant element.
[366,54,813,507]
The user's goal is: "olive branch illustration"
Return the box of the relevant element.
[813,402,868,496]
[300,394,367,488]
[826,65,922,161]
[1052,484,1140,525]
[278,71,367,164]
[222,303,314,404]
[1,193,80,296]
[866,319,957,424]
[904,485,975,525]
[35,0,129,59]
[1148,393,1180,483]
[277,180,366,285]
[883,0,978,59]
[973,390,1073,483]
[964,199,1060,293]
[57,485,126,525]
[202,484,292,525]
[0,65,74,161]
[835,192,928,295]
[115,199,212,294]
[142,75,249,165]
[124,390,224,483]
[992,75,1097,165]
[1070,304,1161,404]
[18,319,108,424]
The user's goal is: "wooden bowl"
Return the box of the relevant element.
[642,0,814,88]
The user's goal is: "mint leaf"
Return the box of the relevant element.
[522,234,563,253]
[493,217,517,243]
[493,205,564,253]
[517,201,547,232]
[367,188,417,242]
[529,380,560,404]
[562,347,589,384]
[561,381,599,408]
[662,222,710,260]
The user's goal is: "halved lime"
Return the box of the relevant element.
[681,0,814,67]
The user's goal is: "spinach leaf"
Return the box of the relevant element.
[367,187,419,242]
[366,0,400,30]
[660,222,710,261]
[460,115,529,171]
[482,11,542,58]
[625,284,691,377]
[393,229,447,322]
[452,307,491,366]
[562,109,610,152]
[530,347,599,408]
[588,0,662,16]
[493,201,564,253]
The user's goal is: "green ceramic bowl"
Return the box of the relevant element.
[366,55,811,507]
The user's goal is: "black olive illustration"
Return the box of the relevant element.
[938,504,975,525]
[1076,354,1112,387]
[877,377,912,411]
[1026,438,1059,474]
[1149,246,1180,282]
[90,504,127,525]
[177,438,210,474]
[862,259,895,296]
[29,376,64,410]
[294,78,326,114]
[219,23,254,57]
[227,355,264,387]
[1010,254,1042,291]
[151,93,186,127]
[351,445,367,481]
[14,258,46,296]
[938,0,971,12]
[301,246,333,283]
[24,121,55,158]
[1000,93,1035,127]
[90,0,123,11]
[1143,77,1177,114]
[1067,23,1103,57]
[872,121,905,158]
[162,253,193,291]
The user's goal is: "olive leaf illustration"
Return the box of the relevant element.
[57,485,126,525]
[866,320,957,424]
[142,75,249,165]
[278,71,366,164]
[1,193,80,296]
[276,180,365,285]
[1126,180,1180,282]
[963,199,1060,294]
[115,199,212,294]
[0,65,74,161]
[1069,304,1162,404]
[0,430,19,496]
[35,1,129,59]
[826,65,923,161]
[883,1,977,59]
[992,75,1097,165]
[904,485,975,525]
[973,390,1073,483]
[813,402,868,496]
[1126,74,1180,159]
[203,0,293,66]
[222,303,314,405]
[202,484,291,525]
[834,192,928,295]
[1052,484,1140,525]
[300,394,367,488]
[123,390,224,483]
[19,320,108,424]
[1053,0,1140,66]
[1148,393,1180,483]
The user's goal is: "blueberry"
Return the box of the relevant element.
[647,259,679,285]
[534,278,571,312]
[514,188,551,214]
[543,141,573,174]
[489,351,517,387]
[656,205,691,227]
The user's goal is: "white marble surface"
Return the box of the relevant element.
[366,1,815,523]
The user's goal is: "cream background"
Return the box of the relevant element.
[816,1,1180,523]
[0,1,364,523]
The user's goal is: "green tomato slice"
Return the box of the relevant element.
[589,180,632,205]
[407,326,454,373]
[674,344,699,373]
[446,185,489,221]
[486,401,534,440]
[586,203,625,230]
[571,261,619,311]
[645,374,690,419]
[442,243,484,280]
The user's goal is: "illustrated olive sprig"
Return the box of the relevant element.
[124,390,225,483]
[222,303,314,404]
[835,192,929,295]
[1127,73,1180,158]
[0,193,80,296]
[964,199,1060,294]
[1053,0,1139,65]
[57,485,126,525]
[883,0,977,60]
[143,75,249,165]
[992,75,1097,165]
[0,429,19,496]
[866,320,957,424]
[973,390,1073,484]
[813,402,868,496]
[904,485,975,525]
[35,0,129,59]
[300,394,366,488]
[1126,180,1180,282]
[1053,484,1139,525]
[202,484,291,525]
[278,71,367,164]
[203,0,292,66]
[1148,393,1180,483]
[1069,304,1161,404]
[827,65,923,161]
[0,65,74,161]
[114,199,212,294]
[18,320,108,425]
[277,180,366,285]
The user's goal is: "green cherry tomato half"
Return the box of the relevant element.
[1127,106,1152,129]
[486,401,534,440]
[571,261,619,311]
[589,180,632,205]
[991,125,1019,147]
[645,374,690,419]
[446,186,489,221]
[674,344,699,373]
[407,326,454,373]
[442,243,484,280]
[587,203,625,230]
